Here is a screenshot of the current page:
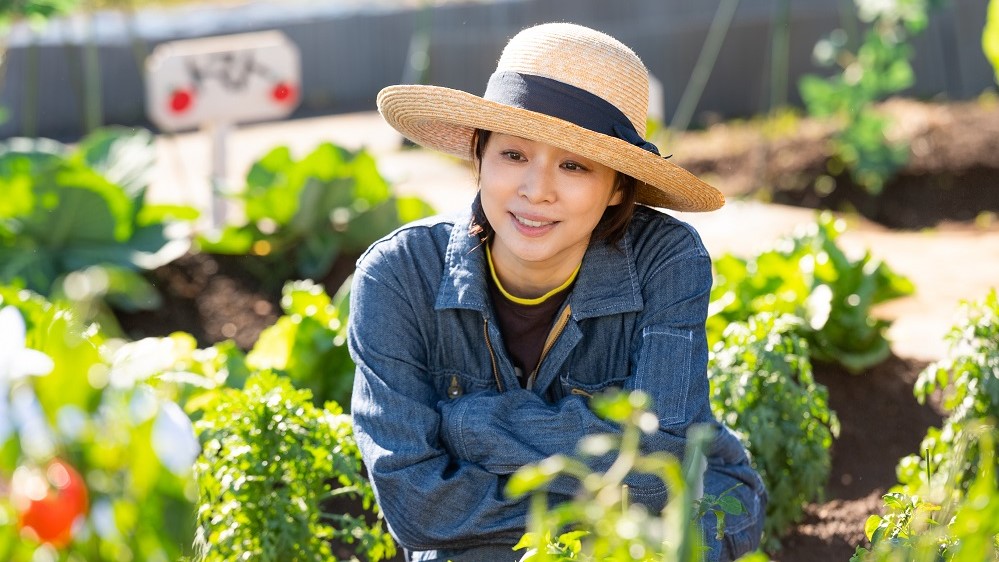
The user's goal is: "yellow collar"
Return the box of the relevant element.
[485,244,580,305]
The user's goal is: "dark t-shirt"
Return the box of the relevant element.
[487,276,571,386]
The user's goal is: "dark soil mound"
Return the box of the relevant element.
[676,98,999,230]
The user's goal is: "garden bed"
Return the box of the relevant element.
[121,259,944,560]
[115,95,995,560]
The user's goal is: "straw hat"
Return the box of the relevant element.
[377,22,724,212]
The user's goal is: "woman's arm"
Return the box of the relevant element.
[437,252,717,511]
[349,265,565,551]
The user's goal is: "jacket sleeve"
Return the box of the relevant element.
[438,252,723,512]
[348,265,567,552]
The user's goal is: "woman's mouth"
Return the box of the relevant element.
[514,214,556,228]
[511,213,557,236]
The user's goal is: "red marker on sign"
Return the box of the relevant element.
[272,82,296,103]
[170,88,193,113]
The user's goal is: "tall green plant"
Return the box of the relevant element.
[708,314,840,548]
[894,290,999,498]
[799,0,945,194]
[986,0,999,85]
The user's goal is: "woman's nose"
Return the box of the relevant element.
[518,164,556,203]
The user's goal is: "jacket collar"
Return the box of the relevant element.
[435,210,644,319]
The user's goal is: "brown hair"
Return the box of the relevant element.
[468,129,638,245]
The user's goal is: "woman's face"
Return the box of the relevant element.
[479,133,622,290]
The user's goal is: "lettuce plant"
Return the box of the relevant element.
[709,212,914,372]
[198,142,434,286]
[708,313,840,548]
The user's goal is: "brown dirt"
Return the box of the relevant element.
[675,97,999,230]
[116,97,994,561]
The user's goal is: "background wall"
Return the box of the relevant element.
[1,0,993,140]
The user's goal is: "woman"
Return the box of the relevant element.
[349,22,766,562]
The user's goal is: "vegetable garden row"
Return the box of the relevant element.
[1,125,997,561]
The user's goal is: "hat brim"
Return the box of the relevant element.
[377,84,724,212]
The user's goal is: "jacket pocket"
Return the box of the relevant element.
[434,370,495,400]
[559,373,629,399]
[636,326,693,428]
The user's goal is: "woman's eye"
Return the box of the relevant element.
[500,150,525,161]
[562,161,587,171]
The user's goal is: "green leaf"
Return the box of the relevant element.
[73,126,156,200]
[863,514,883,541]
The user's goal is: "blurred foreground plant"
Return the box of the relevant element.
[0,286,199,561]
[506,391,760,562]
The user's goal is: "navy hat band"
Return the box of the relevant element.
[483,70,662,157]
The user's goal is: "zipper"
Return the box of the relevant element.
[483,317,504,392]
[526,304,572,390]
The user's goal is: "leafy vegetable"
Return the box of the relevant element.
[192,371,394,562]
[197,142,434,285]
[0,128,196,317]
[246,278,354,407]
[708,313,840,547]
[709,212,914,372]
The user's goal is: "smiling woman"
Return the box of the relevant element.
[348,22,765,562]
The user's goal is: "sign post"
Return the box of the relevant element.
[144,31,301,229]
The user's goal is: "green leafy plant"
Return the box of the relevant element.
[192,370,394,562]
[0,286,200,561]
[852,423,999,562]
[799,0,944,194]
[506,391,756,562]
[245,278,354,407]
[709,212,914,372]
[197,142,434,285]
[0,128,196,324]
[708,313,840,548]
[895,289,999,498]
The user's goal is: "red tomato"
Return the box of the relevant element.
[13,459,89,548]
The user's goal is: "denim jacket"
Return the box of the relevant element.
[349,205,766,562]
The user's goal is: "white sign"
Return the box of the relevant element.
[144,31,301,132]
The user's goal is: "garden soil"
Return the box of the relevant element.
[135,97,999,561]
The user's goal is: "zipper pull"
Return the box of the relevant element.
[448,375,463,398]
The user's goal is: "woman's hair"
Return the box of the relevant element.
[468,129,638,245]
